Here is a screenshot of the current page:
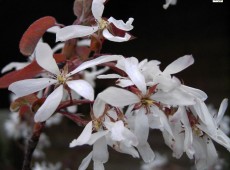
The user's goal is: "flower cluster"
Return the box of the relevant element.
[0,0,229,170]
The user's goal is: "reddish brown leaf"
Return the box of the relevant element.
[19,16,57,56]
[0,54,66,88]
[10,94,39,112]
[73,0,93,20]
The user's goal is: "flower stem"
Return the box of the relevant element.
[22,122,45,170]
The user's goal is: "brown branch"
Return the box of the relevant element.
[56,99,93,111]
[22,122,45,170]
[59,111,89,126]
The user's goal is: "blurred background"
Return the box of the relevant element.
[0,0,229,169]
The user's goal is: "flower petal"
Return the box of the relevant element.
[69,121,93,147]
[79,152,93,170]
[87,131,109,145]
[163,55,194,75]
[124,57,147,94]
[93,97,106,118]
[137,143,155,163]
[67,80,94,101]
[116,79,134,88]
[93,136,108,163]
[92,0,106,20]
[151,88,195,106]
[108,17,134,31]
[97,74,122,79]
[180,85,207,101]
[102,29,131,42]
[68,55,122,76]
[35,42,60,75]
[98,87,140,107]
[56,25,98,42]
[9,78,57,97]
[1,62,29,74]
[34,85,63,122]
[216,98,228,124]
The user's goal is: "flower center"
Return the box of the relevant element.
[57,74,67,84]
[141,98,154,106]
[98,19,109,30]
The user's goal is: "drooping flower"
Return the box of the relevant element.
[56,0,134,42]
[9,42,122,122]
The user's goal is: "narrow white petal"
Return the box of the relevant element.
[108,17,134,31]
[151,88,195,106]
[153,75,180,92]
[98,87,140,107]
[97,74,122,79]
[102,29,131,42]
[52,43,65,53]
[116,79,134,88]
[163,0,177,9]
[137,143,155,163]
[34,85,63,122]
[47,26,61,33]
[122,127,139,147]
[93,161,104,170]
[93,136,109,163]
[69,121,93,147]
[1,62,29,73]
[79,152,93,170]
[216,98,228,124]
[135,109,149,145]
[9,78,57,98]
[119,143,139,158]
[124,58,147,94]
[163,55,194,75]
[104,121,125,141]
[93,97,106,118]
[56,25,98,42]
[87,131,109,145]
[67,80,94,101]
[68,55,122,76]
[78,39,91,47]
[92,0,106,21]
[180,85,207,101]
[35,42,60,75]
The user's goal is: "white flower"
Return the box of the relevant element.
[56,0,134,42]
[8,42,122,122]
[140,152,167,170]
[69,102,138,170]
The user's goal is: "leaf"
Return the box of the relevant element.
[0,54,66,88]
[73,0,93,20]
[19,16,57,56]
[10,94,38,112]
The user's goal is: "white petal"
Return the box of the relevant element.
[93,136,108,163]
[119,143,139,158]
[93,161,104,170]
[87,131,109,145]
[216,98,228,124]
[180,85,207,101]
[137,143,155,163]
[98,87,140,107]
[52,43,65,53]
[9,78,57,98]
[122,127,139,147]
[153,75,181,92]
[151,88,195,106]
[67,80,94,101]
[1,62,29,73]
[56,25,98,42]
[93,97,106,118]
[104,121,125,141]
[79,152,93,170]
[78,39,91,47]
[34,85,63,122]
[108,17,134,31]
[68,55,122,76]
[92,0,106,21]
[116,79,134,88]
[134,109,149,145]
[102,29,131,42]
[69,121,93,147]
[163,55,194,75]
[124,57,147,94]
[47,26,61,33]
[35,42,60,75]
[97,74,122,79]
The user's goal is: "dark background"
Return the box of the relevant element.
[0,0,229,169]
[0,0,229,109]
